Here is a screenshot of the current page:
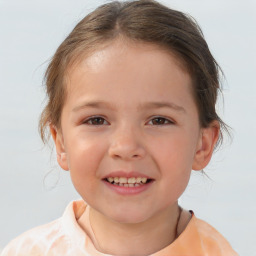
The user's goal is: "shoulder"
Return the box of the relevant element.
[192,214,238,256]
[1,200,88,256]
[1,218,65,256]
[169,209,238,256]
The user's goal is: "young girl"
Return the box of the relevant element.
[1,0,238,255]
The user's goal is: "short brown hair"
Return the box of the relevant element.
[39,0,229,147]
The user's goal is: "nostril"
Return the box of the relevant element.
[108,141,146,160]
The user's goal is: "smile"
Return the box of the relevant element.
[105,177,152,187]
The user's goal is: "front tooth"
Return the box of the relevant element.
[124,184,129,187]
[141,177,147,184]
[136,177,142,183]
[119,177,127,184]
[128,177,136,184]
[107,177,114,183]
[129,183,135,187]
[114,177,119,183]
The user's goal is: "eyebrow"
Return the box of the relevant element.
[139,102,186,113]
[72,100,186,113]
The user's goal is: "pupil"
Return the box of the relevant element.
[153,118,164,124]
[92,118,103,125]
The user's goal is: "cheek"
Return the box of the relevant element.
[152,132,196,191]
[157,147,192,205]
[65,135,107,185]
[155,132,197,165]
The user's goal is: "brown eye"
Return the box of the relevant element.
[84,117,107,125]
[150,117,173,125]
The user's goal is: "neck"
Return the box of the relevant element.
[85,203,181,256]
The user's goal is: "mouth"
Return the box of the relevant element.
[103,177,154,187]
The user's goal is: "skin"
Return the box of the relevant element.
[51,39,219,256]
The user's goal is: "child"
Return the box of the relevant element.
[1,0,238,255]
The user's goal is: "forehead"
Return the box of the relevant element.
[68,38,190,77]
[64,39,194,106]
[87,39,186,69]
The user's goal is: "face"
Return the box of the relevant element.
[52,40,218,224]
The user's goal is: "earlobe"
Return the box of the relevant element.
[192,121,220,171]
[50,125,69,171]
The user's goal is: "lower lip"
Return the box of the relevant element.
[102,180,153,195]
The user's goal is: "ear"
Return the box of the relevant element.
[192,120,220,171]
[50,125,69,171]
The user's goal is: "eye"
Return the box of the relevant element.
[83,116,108,125]
[148,117,174,125]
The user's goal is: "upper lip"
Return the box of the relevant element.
[102,170,153,179]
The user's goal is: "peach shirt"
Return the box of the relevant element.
[1,200,238,256]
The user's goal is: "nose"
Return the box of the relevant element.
[108,125,146,161]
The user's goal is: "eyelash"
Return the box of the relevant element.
[148,117,174,125]
[83,116,174,126]
[83,116,108,125]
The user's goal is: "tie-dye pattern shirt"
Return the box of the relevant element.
[1,200,238,256]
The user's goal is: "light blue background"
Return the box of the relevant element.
[0,0,255,255]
